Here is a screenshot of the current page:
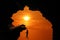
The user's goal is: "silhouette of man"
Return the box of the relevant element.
[0,23,27,40]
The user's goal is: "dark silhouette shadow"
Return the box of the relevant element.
[0,24,26,40]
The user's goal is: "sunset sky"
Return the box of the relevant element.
[11,6,53,40]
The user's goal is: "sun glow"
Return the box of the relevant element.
[23,16,30,21]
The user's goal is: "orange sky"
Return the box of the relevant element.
[11,6,53,40]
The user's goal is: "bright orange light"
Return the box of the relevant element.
[23,16,30,21]
[11,6,52,40]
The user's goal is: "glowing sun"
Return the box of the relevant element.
[23,16,30,21]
